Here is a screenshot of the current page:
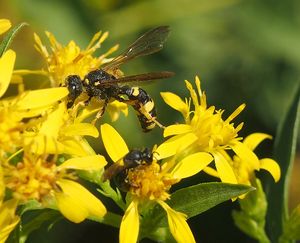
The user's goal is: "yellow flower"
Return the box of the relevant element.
[158,76,260,184]
[0,19,11,35]
[2,151,107,223]
[23,101,98,156]
[32,30,118,86]
[101,123,213,243]
[0,48,68,156]
[0,199,20,243]
[0,88,69,155]
[229,133,281,186]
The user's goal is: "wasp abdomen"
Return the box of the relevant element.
[121,86,157,132]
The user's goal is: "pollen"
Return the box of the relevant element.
[127,161,177,201]
[3,154,66,202]
[0,107,24,155]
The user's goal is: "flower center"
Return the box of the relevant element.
[127,161,177,201]
[3,154,68,202]
[191,108,242,151]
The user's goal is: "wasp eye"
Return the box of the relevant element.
[66,75,83,100]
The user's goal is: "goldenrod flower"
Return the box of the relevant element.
[157,76,260,184]
[0,89,69,155]
[2,151,107,223]
[0,19,11,35]
[0,48,68,156]
[0,199,20,243]
[32,30,118,86]
[101,124,213,243]
[229,133,281,186]
[23,101,98,156]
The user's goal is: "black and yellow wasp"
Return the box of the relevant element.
[66,26,174,132]
[102,148,153,191]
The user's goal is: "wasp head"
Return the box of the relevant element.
[65,75,83,108]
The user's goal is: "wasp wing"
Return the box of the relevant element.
[102,26,170,71]
[102,163,126,181]
[101,71,174,85]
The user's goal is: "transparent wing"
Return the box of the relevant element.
[102,26,170,71]
[101,71,175,85]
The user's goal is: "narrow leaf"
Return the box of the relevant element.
[265,83,300,242]
[0,22,28,56]
[169,182,254,218]
[281,204,300,241]
[148,182,254,227]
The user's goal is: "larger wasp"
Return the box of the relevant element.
[66,26,174,132]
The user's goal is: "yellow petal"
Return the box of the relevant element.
[39,102,65,137]
[160,92,189,117]
[185,80,199,108]
[213,151,238,184]
[62,139,91,156]
[156,133,198,159]
[13,69,48,76]
[171,152,213,179]
[56,179,106,223]
[100,123,129,162]
[0,199,20,243]
[0,49,16,97]
[107,100,128,122]
[203,166,219,178]
[260,158,281,182]
[16,87,68,109]
[55,190,88,223]
[243,133,272,151]
[225,104,246,123]
[164,124,192,137]
[64,123,99,138]
[231,141,260,170]
[120,200,140,243]
[0,19,11,35]
[158,200,195,243]
[58,155,107,171]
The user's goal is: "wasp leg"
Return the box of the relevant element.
[120,98,165,130]
[139,105,165,129]
[91,98,109,125]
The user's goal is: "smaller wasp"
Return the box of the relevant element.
[66,26,174,132]
[102,148,153,191]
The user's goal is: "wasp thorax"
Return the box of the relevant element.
[127,161,177,201]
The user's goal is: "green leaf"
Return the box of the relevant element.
[142,182,253,242]
[170,182,253,218]
[148,182,254,227]
[19,210,61,243]
[266,82,300,242]
[0,22,28,56]
[280,204,300,241]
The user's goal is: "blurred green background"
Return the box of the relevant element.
[1,0,299,242]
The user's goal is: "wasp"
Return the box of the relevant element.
[66,26,174,132]
[102,148,153,191]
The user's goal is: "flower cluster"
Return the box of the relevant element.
[158,76,280,187]
[0,19,281,243]
[0,19,108,241]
